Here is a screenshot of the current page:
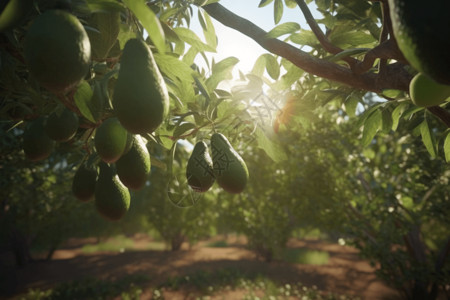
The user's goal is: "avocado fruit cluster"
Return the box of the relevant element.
[186,133,249,194]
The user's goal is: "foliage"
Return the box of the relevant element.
[20,274,149,300]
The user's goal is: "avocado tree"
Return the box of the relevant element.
[0,0,449,297]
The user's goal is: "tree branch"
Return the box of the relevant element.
[202,3,450,127]
[202,3,409,93]
[294,0,358,68]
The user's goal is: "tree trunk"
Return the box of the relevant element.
[170,234,185,251]
[9,227,32,267]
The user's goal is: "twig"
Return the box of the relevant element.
[294,0,358,68]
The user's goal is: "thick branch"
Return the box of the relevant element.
[354,39,407,74]
[202,3,450,127]
[203,3,408,93]
[294,0,358,68]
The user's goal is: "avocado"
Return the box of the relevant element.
[95,163,130,221]
[113,38,169,134]
[211,133,248,194]
[94,117,129,163]
[409,73,450,107]
[115,135,151,190]
[23,117,55,161]
[389,0,450,84]
[186,141,215,192]
[24,10,91,93]
[45,107,79,142]
[72,162,97,202]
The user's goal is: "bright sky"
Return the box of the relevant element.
[190,0,321,73]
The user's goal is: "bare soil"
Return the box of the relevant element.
[1,235,401,300]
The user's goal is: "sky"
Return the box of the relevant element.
[189,0,321,73]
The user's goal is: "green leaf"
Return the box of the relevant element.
[391,102,408,131]
[74,81,95,123]
[274,0,284,24]
[251,55,266,76]
[328,48,370,63]
[173,122,196,138]
[290,30,318,47]
[173,27,216,52]
[201,9,217,49]
[86,12,121,59]
[344,96,359,118]
[206,57,239,89]
[122,0,165,54]
[264,54,280,80]
[154,53,194,83]
[420,120,437,158]
[329,31,376,47]
[381,109,393,134]
[193,76,211,103]
[444,131,450,162]
[212,56,240,74]
[279,63,303,89]
[259,0,274,7]
[361,110,382,147]
[255,127,287,162]
[197,8,207,31]
[265,22,300,39]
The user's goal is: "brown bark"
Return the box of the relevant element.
[201,3,450,128]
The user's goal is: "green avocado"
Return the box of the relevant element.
[211,133,248,194]
[45,107,79,142]
[24,10,91,93]
[115,135,151,190]
[186,141,215,192]
[113,38,169,134]
[95,163,130,221]
[94,117,129,163]
[23,117,55,161]
[72,162,97,202]
[388,0,450,84]
[409,73,450,107]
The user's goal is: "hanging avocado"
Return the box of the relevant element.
[388,0,450,84]
[116,135,151,190]
[211,133,249,194]
[95,163,130,221]
[186,141,215,192]
[113,38,169,134]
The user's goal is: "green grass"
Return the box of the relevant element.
[281,248,330,265]
[156,267,360,300]
[206,240,229,247]
[21,274,150,300]
[81,235,165,253]
[21,268,361,300]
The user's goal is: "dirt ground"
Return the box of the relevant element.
[1,235,401,300]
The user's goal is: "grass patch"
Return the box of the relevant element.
[81,235,165,253]
[21,274,150,300]
[20,268,360,300]
[206,240,228,248]
[281,248,330,265]
[156,267,360,300]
